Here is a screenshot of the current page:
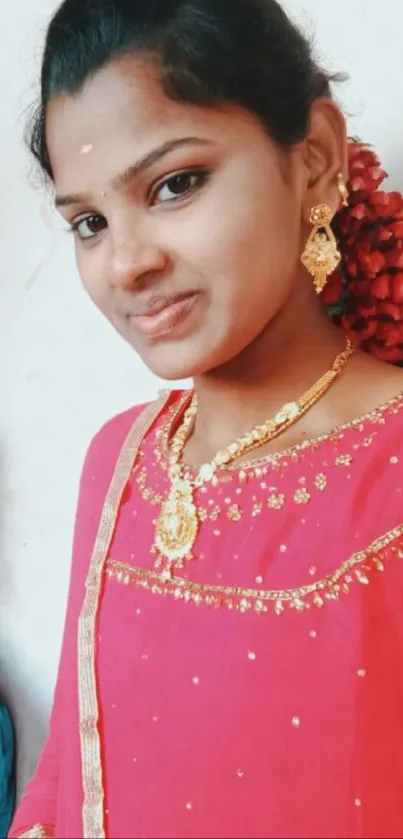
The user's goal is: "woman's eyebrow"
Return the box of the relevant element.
[55,136,213,208]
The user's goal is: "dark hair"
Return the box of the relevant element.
[29,0,335,181]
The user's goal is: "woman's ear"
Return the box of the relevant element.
[301,99,348,223]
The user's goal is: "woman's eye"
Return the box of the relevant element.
[71,214,107,240]
[152,170,208,205]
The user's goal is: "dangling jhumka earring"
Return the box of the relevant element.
[301,172,349,295]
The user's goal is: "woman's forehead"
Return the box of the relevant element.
[46,57,267,191]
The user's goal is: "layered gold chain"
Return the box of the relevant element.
[152,340,355,578]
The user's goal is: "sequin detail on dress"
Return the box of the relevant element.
[106,523,403,615]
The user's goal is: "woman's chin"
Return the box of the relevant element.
[142,358,205,383]
[137,343,221,383]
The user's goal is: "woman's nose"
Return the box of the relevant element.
[109,234,169,289]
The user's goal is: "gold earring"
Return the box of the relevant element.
[301,204,341,295]
[337,173,349,208]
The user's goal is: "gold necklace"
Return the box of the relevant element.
[153,339,355,578]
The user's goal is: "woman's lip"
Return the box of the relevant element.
[130,293,199,338]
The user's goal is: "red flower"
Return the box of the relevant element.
[377,302,401,321]
[347,143,386,196]
[320,272,343,305]
[323,139,403,365]
[387,250,403,270]
[371,273,390,300]
[376,322,401,347]
[372,191,403,217]
[390,221,403,238]
[357,249,386,276]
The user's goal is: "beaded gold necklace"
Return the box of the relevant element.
[153,340,355,578]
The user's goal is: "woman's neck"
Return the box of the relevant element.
[189,293,345,461]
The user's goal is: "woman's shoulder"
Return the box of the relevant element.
[90,401,149,451]
[80,389,180,485]
[320,354,403,458]
[83,396,160,471]
[70,393,175,565]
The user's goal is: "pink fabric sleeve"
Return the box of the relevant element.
[9,405,142,838]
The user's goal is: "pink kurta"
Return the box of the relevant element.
[10,390,403,838]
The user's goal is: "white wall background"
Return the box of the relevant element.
[1,0,402,797]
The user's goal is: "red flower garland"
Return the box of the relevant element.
[321,139,403,364]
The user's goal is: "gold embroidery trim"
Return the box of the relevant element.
[17,826,53,838]
[77,393,170,839]
[106,523,403,616]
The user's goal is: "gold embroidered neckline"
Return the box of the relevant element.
[106,523,403,616]
[158,389,403,473]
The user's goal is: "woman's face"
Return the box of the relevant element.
[47,57,310,380]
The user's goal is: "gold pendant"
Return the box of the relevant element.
[154,474,199,566]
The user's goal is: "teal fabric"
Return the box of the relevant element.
[0,704,15,839]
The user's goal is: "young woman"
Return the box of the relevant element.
[10,1,403,837]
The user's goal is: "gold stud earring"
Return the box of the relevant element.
[337,172,349,208]
[301,204,341,295]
